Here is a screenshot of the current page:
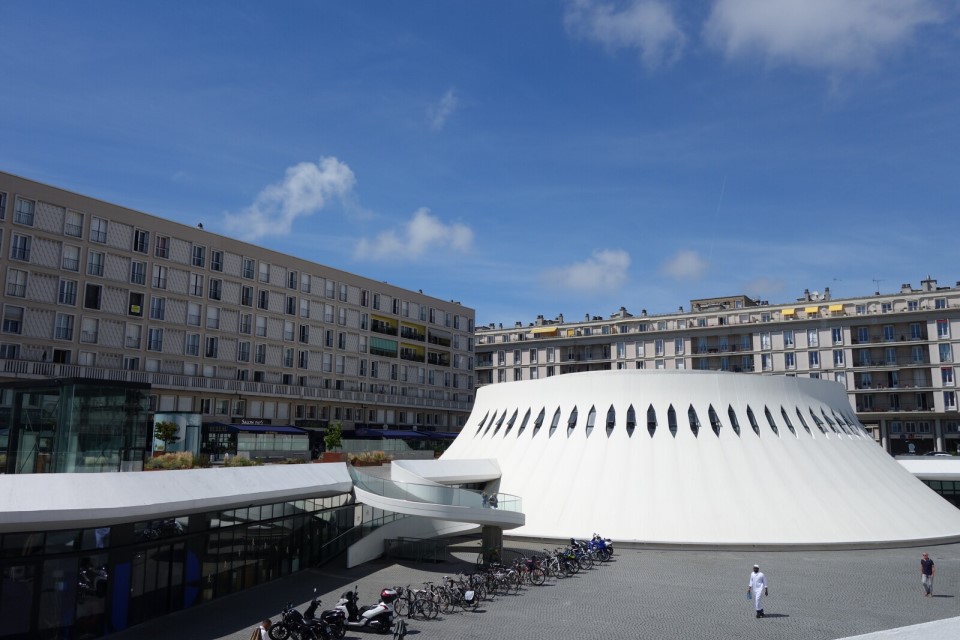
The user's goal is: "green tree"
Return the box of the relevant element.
[324,421,343,452]
[154,420,181,451]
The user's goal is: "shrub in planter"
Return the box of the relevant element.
[144,452,195,470]
[224,456,260,467]
[349,450,392,466]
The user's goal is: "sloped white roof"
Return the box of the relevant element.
[442,370,960,546]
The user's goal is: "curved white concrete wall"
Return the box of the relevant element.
[442,370,960,546]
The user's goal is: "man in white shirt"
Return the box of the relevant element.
[748,564,769,618]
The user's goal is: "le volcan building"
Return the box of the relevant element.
[0,171,476,472]
[475,279,960,456]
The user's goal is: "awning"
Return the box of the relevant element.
[227,424,306,435]
[532,327,558,336]
[805,307,820,314]
[829,304,844,312]
[781,308,796,316]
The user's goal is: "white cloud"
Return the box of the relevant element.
[542,249,631,294]
[428,88,459,131]
[223,158,355,241]
[660,249,708,280]
[354,208,473,261]
[704,0,944,71]
[564,0,686,69]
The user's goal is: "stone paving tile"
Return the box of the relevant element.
[111,539,960,640]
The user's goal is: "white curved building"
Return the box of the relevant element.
[442,370,960,547]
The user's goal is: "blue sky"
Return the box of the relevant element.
[2,1,958,327]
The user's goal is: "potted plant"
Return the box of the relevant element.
[320,422,347,463]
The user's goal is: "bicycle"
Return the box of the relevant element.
[475,544,502,569]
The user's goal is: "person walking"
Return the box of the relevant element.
[748,564,769,618]
[920,553,935,596]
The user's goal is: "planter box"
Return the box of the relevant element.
[351,460,383,467]
[319,452,348,463]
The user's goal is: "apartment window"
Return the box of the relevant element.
[283,320,294,341]
[547,347,555,363]
[833,349,845,367]
[361,290,369,307]
[58,279,78,306]
[831,327,843,345]
[153,236,170,258]
[0,343,20,359]
[941,367,954,386]
[339,283,348,302]
[655,339,664,356]
[150,296,166,320]
[912,346,925,364]
[530,348,539,364]
[910,323,923,340]
[64,210,83,238]
[881,302,893,313]
[60,244,79,271]
[14,197,35,226]
[908,300,919,311]
[205,337,219,358]
[885,347,896,365]
[54,313,75,340]
[187,302,202,326]
[883,325,895,342]
[133,229,149,253]
[935,298,947,310]
[186,333,200,356]
[255,343,266,364]
[207,307,220,330]
[83,283,102,310]
[10,234,31,262]
[284,348,294,367]
[239,313,252,335]
[90,217,107,243]
[300,299,310,318]
[239,285,253,307]
[321,304,332,323]
[675,338,685,355]
[128,292,143,317]
[84,251,104,277]
[760,353,772,371]
[211,250,223,272]
[946,391,957,411]
[258,290,269,310]
[856,327,869,343]
[937,319,950,339]
[325,330,334,348]
[2,306,24,334]
[152,264,167,289]
[242,258,255,279]
[148,328,163,351]
[237,341,250,363]
[323,279,336,299]
[338,307,347,325]
[286,296,297,315]
[785,351,796,369]
[0,191,6,219]
[258,262,270,283]
[190,273,204,296]
[299,350,309,369]
[130,260,146,285]
[192,245,205,267]
[5,269,27,297]
[256,316,267,337]
[807,329,818,347]
[808,351,820,368]
[940,344,953,363]
[301,273,311,293]
[208,278,222,301]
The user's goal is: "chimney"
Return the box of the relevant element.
[803,288,811,301]
[824,287,831,301]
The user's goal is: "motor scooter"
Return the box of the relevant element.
[333,586,397,634]
[304,588,346,638]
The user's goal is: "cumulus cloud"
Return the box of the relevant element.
[354,208,473,261]
[542,249,631,294]
[428,88,459,131]
[564,0,686,69]
[704,0,944,71]
[224,158,356,241]
[660,249,708,280]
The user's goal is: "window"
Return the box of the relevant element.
[152,264,167,289]
[910,323,923,340]
[0,343,20,359]
[856,327,869,343]
[240,285,253,307]
[61,244,80,271]
[935,298,947,310]
[912,346,925,364]
[207,307,220,330]
[10,234,31,262]
[325,329,334,348]
[153,235,169,258]
[832,327,843,345]
[783,330,794,348]
[299,350,309,369]
[0,191,5,219]
[284,348,294,367]
[761,353,772,371]
[242,258,255,279]
[256,316,267,337]
[808,351,820,368]
[300,299,310,318]
[205,336,219,358]
[2,306,24,334]
[59,279,78,305]
[64,210,83,238]
[675,338,685,355]
[881,302,893,313]
[339,283,348,302]
[55,313,74,340]
[130,260,146,285]
[187,302,201,326]
[286,296,297,315]
[946,391,957,411]
[937,319,950,339]
[908,300,919,311]
[785,351,795,369]
[14,197,35,225]
[301,273,311,293]
[255,343,266,364]
[83,283,102,310]
[942,367,954,386]
[239,313,252,335]
[655,339,664,356]
[148,328,163,351]
[208,278,222,301]
[186,333,200,356]
[150,296,166,320]
[237,341,250,363]
[760,332,771,350]
[833,349,845,367]
[259,262,270,283]
[190,273,204,296]
[940,344,953,363]
[883,325,895,341]
[283,320,294,341]
[5,269,27,297]
[191,244,205,267]
[86,250,104,276]
[211,250,223,272]
[807,329,818,347]
[258,290,269,310]
[133,229,149,253]
[90,217,107,243]
[339,307,347,325]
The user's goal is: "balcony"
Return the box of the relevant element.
[80,331,99,344]
[400,349,424,363]
[427,353,451,367]
[371,320,397,336]
[400,327,425,342]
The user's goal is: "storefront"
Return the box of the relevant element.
[201,422,310,461]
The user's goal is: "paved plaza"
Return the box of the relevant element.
[110,538,960,640]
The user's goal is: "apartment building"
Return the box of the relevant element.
[476,279,960,455]
[0,171,476,441]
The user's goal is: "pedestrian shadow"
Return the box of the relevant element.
[764,613,790,619]
[932,594,954,598]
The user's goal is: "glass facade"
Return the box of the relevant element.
[0,492,375,640]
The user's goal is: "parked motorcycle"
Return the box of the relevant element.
[270,601,335,640]
[303,589,346,639]
[333,586,397,634]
